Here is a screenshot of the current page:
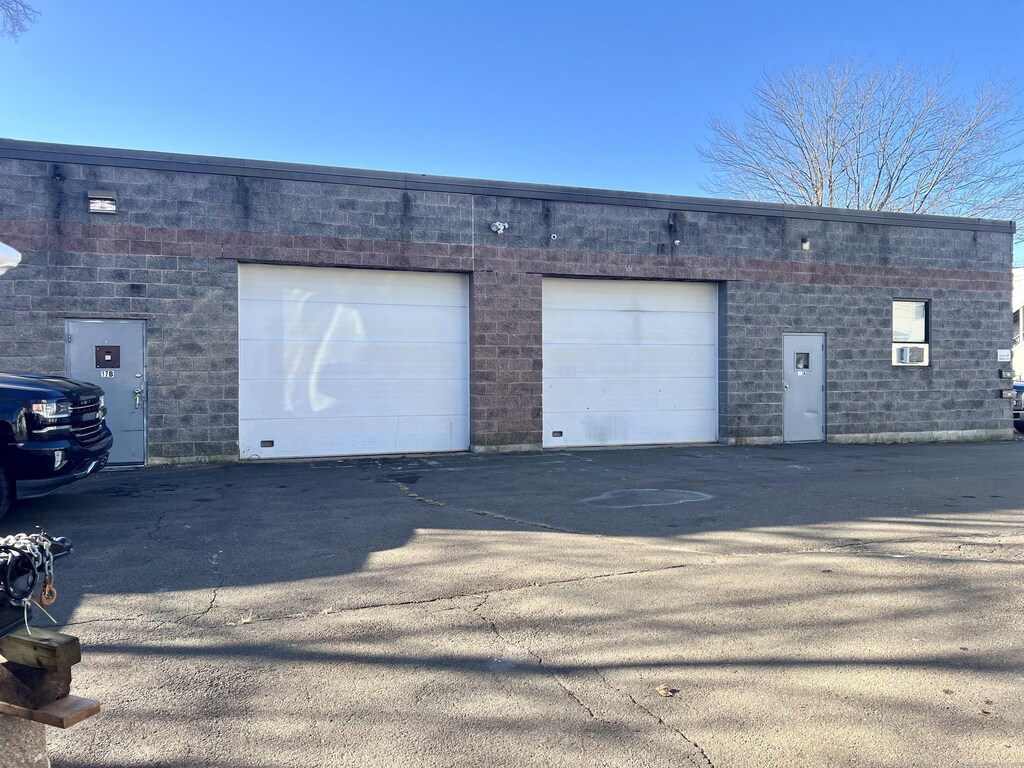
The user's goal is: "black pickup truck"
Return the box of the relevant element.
[0,373,113,519]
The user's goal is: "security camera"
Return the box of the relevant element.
[490,222,509,234]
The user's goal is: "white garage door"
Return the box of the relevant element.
[543,278,718,448]
[238,265,469,459]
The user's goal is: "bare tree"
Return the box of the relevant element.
[0,0,38,37]
[699,60,1024,238]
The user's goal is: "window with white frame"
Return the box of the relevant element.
[892,300,930,366]
[892,300,928,343]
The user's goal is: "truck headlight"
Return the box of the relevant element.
[31,398,71,422]
[29,399,72,435]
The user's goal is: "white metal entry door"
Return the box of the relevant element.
[542,278,718,447]
[783,333,826,442]
[238,265,469,459]
[66,319,147,465]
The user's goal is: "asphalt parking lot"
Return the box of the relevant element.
[3,441,1023,767]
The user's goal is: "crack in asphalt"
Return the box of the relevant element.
[393,480,445,507]
[378,464,698,541]
[825,529,1022,552]
[592,668,715,768]
[180,562,696,629]
[463,592,713,766]
[146,510,168,542]
[387,474,586,535]
[179,580,223,624]
[466,594,597,720]
[175,552,225,625]
[62,616,164,627]
[830,549,1023,565]
[467,507,587,535]
[821,530,1024,564]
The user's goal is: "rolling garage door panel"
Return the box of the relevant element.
[544,343,717,379]
[543,278,717,312]
[544,376,719,413]
[240,340,466,381]
[544,309,717,345]
[547,411,716,447]
[239,301,466,343]
[238,415,469,458]
[238,264,469,459]
[543,278,718,448]
[241,268,466,305]
[239,378,467,420]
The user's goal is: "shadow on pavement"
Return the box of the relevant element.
[8,440,1020,768]
[2,440,1021,618]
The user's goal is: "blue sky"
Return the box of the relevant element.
[1,1,1021,256]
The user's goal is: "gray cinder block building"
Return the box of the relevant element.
[0,139,1016,465]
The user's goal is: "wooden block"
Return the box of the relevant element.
[0,628,81,671]
[0,695,100,728]
[1,663,71,708]
[0,665,34,708]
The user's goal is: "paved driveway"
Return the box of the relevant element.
[3,442,1022,767]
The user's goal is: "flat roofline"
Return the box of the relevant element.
[0,138,1016,235]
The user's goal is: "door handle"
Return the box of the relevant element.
[134,388,143,408]
[784,383,789,389]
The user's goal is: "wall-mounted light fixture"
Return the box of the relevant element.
[0,240,22,277]
[88,190,117,214]
[800,237,811,251]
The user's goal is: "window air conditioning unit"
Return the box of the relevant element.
[893,344,929,366]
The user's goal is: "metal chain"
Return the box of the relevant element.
[0,532,66,634]
[1,537,41,597]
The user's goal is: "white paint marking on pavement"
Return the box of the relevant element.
[581,488,712,508]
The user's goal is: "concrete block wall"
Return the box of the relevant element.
[0,219,240,460]
[722,281,1011,442]
[0,142,1015,461]
[469,268,543,450]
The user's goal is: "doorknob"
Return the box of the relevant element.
[134,388,143,408]
[784,384,789,389]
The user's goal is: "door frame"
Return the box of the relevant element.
[782,332,826,443]
[65,318,149,465]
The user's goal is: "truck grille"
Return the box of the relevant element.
[71,421,105,443]
[71,396,100,414]
[70,395,106,445]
